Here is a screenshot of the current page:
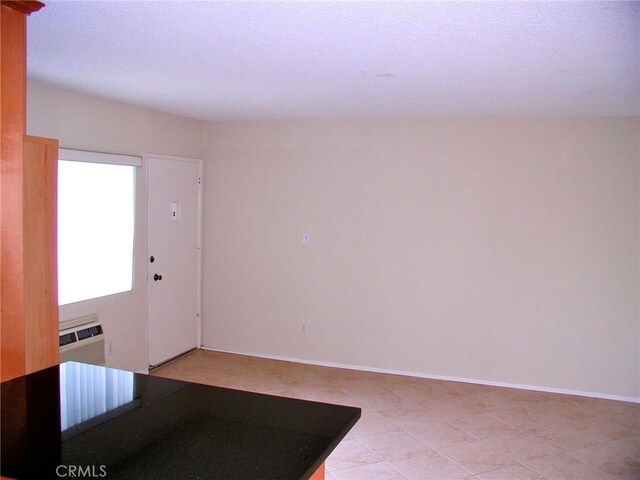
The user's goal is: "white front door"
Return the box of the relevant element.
[147,156,201,367]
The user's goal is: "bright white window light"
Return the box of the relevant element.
[58,158,136,305]
[59,362,135,431]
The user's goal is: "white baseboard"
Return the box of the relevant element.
[201,346,640,404]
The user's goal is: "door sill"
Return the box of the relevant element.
[148,347,198,372]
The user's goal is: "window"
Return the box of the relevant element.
[57,149,141,306]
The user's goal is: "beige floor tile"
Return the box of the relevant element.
[389,457,473,480]
[448,413,520,440]
[332,461,406,480]
[258,384,299,397]
[335,378,393,397]
[275,370,329,388]
[616,474,640,480]
[486,433,563,462]
[358,430,440,461]
[406,418,478,449]
[315,366,378,383]
[390,383,440,404]
[153,351,637,480]
[290,384,356,406]
[347,409,401,438]
[441,440,518,475]
[571,417,639,443]
[377,407,438,430]
[418,396,484,421]
[568,436,640,477]
[527,423,604,451]
[475,464,549,480]
[326,438,382,472]
[525,453,616,480]
[325,470,339,480]
[587,398,639,418]
[464,391,522,412]
[346,389,420,411]
[538,400,602,424]
[486,406,557,431]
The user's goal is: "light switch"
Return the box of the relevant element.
[171,202,180,221]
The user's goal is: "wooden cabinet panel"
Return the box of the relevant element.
[1,0,29,382]
[23,136,59,373]
[1,1,52,381]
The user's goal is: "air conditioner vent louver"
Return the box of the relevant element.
[59,315,105,366]
[76,324,103,341]
[59,332,77,347]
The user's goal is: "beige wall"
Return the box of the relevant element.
[27,80,204,372]
[202,117,639,399]
[25,82,639,398]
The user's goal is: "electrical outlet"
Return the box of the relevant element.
[300,322,309,335]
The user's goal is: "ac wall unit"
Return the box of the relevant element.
[59,314,106,366]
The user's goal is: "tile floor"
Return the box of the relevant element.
[152,350,639,480]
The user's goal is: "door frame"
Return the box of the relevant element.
[145,153,203,367]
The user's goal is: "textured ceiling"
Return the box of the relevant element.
[27,1,639,121]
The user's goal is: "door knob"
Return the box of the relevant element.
[153,273,163,281]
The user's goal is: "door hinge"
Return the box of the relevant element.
[198,177,202,185]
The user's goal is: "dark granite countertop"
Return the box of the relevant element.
[1,361,360,479]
